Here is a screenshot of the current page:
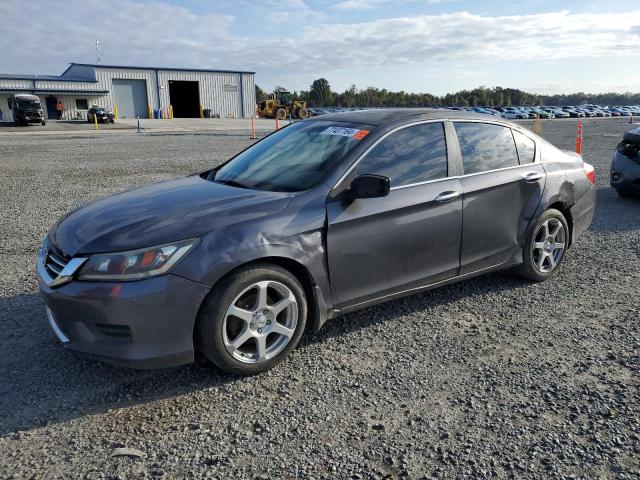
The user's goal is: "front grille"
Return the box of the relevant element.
[45,244,70,279]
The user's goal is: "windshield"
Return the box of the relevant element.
[16,100,41,110]
[213,121,372,192]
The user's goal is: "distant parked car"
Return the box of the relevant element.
[87,106,115,124]
[542,108,569,119]
[498,107,525,119]
[529,107,552,119]
[611,127,640,198]
[561,107,585,118]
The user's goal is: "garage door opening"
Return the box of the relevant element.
[169,80,200,118]
[112,79,148,118]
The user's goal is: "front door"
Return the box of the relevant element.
[452,122,545,273]
[327,122,463,307]
[45,96,57,119]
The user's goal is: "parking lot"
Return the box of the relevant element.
[0,117,638,479]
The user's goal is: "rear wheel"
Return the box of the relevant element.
[275,108,287,121]
[197,263,307,375]
[297,107,309,119]
[517,209,568,282]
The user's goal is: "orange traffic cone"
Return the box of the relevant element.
[575,120,583,155]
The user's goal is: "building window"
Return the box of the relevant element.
[76,99,89,110]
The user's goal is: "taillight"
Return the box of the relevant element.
[583,162,596,185]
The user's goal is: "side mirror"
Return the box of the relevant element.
[348,174,390,199]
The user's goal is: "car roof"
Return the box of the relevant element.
[306,108,510,127]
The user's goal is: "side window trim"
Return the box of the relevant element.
[452,120,530,176]
[511,128,537,165]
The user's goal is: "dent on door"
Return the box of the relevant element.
[460,165,546,274]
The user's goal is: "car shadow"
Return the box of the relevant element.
[0,271,527,436]
[589,186,640,234]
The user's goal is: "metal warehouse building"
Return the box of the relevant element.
[0,63,256,121]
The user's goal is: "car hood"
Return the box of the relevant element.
[50,175,293,256]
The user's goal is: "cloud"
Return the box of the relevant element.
[1,1,640,92]
[333,0,376,10]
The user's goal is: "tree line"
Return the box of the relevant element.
[255,80,640,108]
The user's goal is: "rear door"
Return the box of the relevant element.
[326,122,463,307]
[453,122,545,274]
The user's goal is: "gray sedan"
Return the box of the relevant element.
[37,109,596,375]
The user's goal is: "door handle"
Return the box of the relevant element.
[523,172,545,183]
[435,191,461,203]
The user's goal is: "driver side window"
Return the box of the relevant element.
[356,122,448,187]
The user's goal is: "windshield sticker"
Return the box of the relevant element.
[321,126,370,140]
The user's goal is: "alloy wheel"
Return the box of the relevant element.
[532,218,566,273]
[222,281,298,364]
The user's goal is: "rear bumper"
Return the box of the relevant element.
[570,185,596,243]
[611,153,640,194]
[38,273,210,369]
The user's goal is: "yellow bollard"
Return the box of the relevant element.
[94,112,99,131]
[533,114,542,135]
[147,104,152,119]
[114,104,119,120]
[200,104,204,119]
[169,105,174,119]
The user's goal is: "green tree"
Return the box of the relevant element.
[310,78,333,106]
[255,84,267,102]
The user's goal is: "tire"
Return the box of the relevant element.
[516,208,569,282]
[41,121,46,126]
[196,263,307,375]
[275,108,287,121]
[297,107,309,119]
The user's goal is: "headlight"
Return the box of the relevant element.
[77,238,199,281]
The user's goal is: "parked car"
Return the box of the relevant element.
[87,106,115,124]
[529,107,553,119]
[611,126,640,198]
[498,107,525,119]
[11,94,45,126]
[561,107,585,118]
[37,109,596,374]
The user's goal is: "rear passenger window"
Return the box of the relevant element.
[454,123,519,174]
[357,122,447,187]
[513,130,536,163]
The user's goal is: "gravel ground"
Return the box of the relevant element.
[0,118,638,479]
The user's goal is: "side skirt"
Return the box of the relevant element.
[329,260,521,318]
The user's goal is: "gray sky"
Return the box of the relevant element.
[2,0,640,95]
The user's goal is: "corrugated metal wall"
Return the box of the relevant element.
[0,66,256,120]
[0,79,33,90]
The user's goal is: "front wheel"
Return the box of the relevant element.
[197,263,307,375]
[516,209,569,282]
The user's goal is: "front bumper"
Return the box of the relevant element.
[37,273,210,369]
[611,152,640,195]
[20,116,44,124]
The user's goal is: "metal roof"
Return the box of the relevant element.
[0,88,108,95]
[0,73,97,83]
[63,63,255,76]
[308,108,513,126]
